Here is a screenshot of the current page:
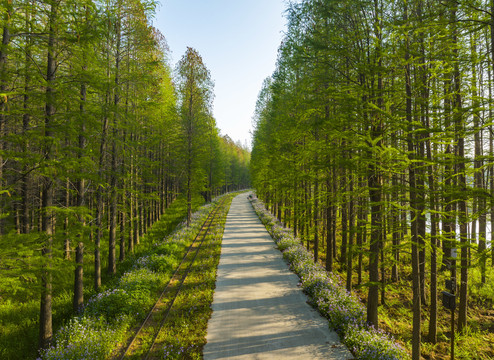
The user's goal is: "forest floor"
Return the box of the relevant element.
[0,195,205,359]
[312,246,494,359]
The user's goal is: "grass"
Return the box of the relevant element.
[38,192,236,359]
[252,196,494,359]
[0,195,204,360]
[150,194,233,359]
[249,194,406,360]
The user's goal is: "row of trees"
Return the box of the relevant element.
[0,0,249,350]
[251,0,493,358]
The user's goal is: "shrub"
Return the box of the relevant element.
[345,321,406,360]
[119,268,163,293]
[133,253,179,274]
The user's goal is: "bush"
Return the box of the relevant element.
[345,321,405,360]
[133,253,179,274]
[119,268,163,293]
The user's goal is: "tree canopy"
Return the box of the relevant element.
[0,0,249,354]
[251,0,494,357]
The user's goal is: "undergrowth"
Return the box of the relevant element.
[249,193,407,360]
[155,195,232,359]
[38,195,226,359]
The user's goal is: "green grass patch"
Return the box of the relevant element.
[0,195,204,360]
[250,194,407,360]
[38,193,235,359]
[150,194,234,359]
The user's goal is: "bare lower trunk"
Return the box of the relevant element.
[73,243,84,312]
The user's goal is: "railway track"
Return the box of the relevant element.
[114,198,228,359]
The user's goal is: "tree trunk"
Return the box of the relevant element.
[357,188,365,286]
[108,8,122,275]
[0,4,13,235]
[366,0,383,329]
[426,121,438,344]
[313,178,319,263]
[491,0,494,267]
[391,174,400,282]
[39,0,58,348]
[472,32,486,284]
[64,179,71,260]
[449,0,468,333]
[21,5,32,234]
[340,169,348,266]
[73,243,84,312]
[404,3,421,356]
[346,177,354,292]
[326,177,333,272]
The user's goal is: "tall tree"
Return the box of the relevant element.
[176,47,213,226]
[39,0,60,348]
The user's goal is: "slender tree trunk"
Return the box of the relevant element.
[313,179,319,263]
[449,0,468,333]
[108,8,122,275]
[404,3,421,356]
[367,153,381,328]
[313,130,319,263]
[490,0,494,267]
[357,186,365,286]
[95,97,110,290]
[366,0,383,329]
[346,176,354,292]
[64,179,71,260]
[21,4,32,235]
[340,166,348,266]
[0,4,13,235]
[326,176,333,272]
[442,77,454,272]
[39,1,58,348]
[391,174,400,282]
[426,118,438,344]
[73,242,83,312]
[472,32,487,284]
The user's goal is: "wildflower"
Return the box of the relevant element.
[249,194,407,360]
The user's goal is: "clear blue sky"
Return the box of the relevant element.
[154,0,288,148]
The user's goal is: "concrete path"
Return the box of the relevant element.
[204,193,354,360]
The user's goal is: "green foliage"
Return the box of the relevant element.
[251,0,494,358]
[84,287,153,321]
[251,195,407,360]
[39,316,129,360]
[468,266,494,307]
[40,196,229,359]
[1,0,249,355]
[132,254,180,274]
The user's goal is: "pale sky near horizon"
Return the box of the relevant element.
[154,0,288,149]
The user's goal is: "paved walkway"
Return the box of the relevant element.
[204,193,353,360]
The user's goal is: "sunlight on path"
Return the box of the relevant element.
[204,193,354,360]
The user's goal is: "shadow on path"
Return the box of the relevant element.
[204,193,354,360]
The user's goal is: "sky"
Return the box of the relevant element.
[153,0,288,149]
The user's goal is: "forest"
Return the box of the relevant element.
[0,0,249,356]
[250,0,494,358]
